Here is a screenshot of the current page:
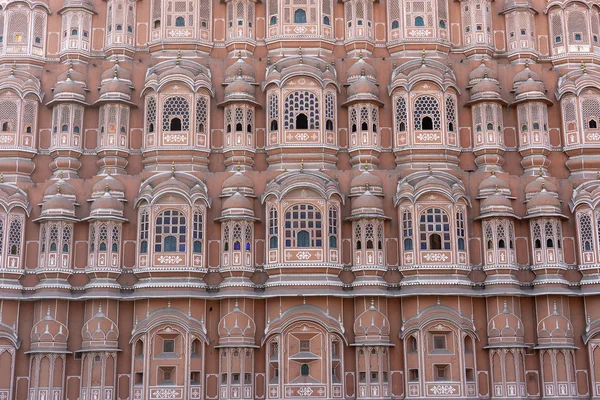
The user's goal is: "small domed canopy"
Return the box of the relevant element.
[29,306,70,353]
[217,301,257,347]
[348,191,388,220]
[536,302,575,348]
[525,175,558,201]
[42,177,78,203]
[58,0,95,13]
[48,68,89,106]
[353,300,391,345]
[477,193,519,219]
[477,172,513,199]
[218,192,257,221]
[525,188,567,219]
[513,65,542,89]
[95,61,135,106]
[487,301,525,347]
[91,174,126,200]
[0,183,31,215]
[219,74,259,107]
[221,171,255,197]
[390,58,459,94]
[262,56,340,91]
[570,180,600,211]
[394,171,470,206]
[343,74,383,107]
[467,78,507,105]
[84,191,127,222]
[135,172,210,208]
[468,59,498,87]
[35,179,79,222]
[350,169,383,197]
[224,54,257,84]
[556,66,600,100]
[0,66,44,101]
[500,0,536,13]
[346,54,378,84]
[142,55,214,96]
[80,304,120,351]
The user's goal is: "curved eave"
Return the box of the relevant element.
[214,344,260,348]
[93,97,138,107]
[33,215,80,223]
[523,212,569,219]
[46,98,89,107]
[217,98,262,108]
[474,212,521,220]
[25,349,72,354]
[510,95,553,106]
[5,0,52,13]
[214,214,260,222]
[82,215,129,222]
[350,342,394,347]
[75,347,122,353]
[341,96,384,108]
[500,4,537,14]
[345,213,391,221]
[464,96,508,107]
[57,4,96,14]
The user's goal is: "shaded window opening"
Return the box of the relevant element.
[326,120,334,130]
[270,236,278,249]
[193,240,202,253]
[421,116,433,130]
[247,124,252,133]
[323,16,330,25]
[270,120,278,131]
[294,9,307,24]
[227,124,232,133]
[352,124,357,133]
[296,113,308,129]
[487,240,493,250]
[448,122,454,132]
[361,122,368,130]
[154,20,161,29]
[399,122,406,131]
[140,240,148,254]
[429,233,442,250]
[590,119,598,129]
[392,20,400,29]
[356,240,362,250]
[175,17,185,27]
[170,117,182,131]
[415,16,424,26]
[534,239,541,249]
[547,238,554,248]
[329,235,337,248]
[149,123,154,133]
[404,238,413,250]
[297,230,310,247]
[236,123,243,132]
[164,236,177,252]
[301,364,309,376]
[270,16,277,25]
[458,237,465,251]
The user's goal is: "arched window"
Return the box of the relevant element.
[170,118,182,131]
[323,15,330,25]
[284,91,319,130]
[590,119,598,129]
[296,114,308,129]
[403,210,413,251]
[419,208,451,250]
[392,20,400,29]
[421,116,433,130]
[352,124,357,132]
[1,122,8,132]
[456,210,466,251]
[326,120,334,130]
[139,209,149,254]
[284,204,322,248]
[270,15,277,25]
[236,123,243,132]
[270,120,278,131]
[361,122,368,131]
[269,207,279,249]
[328,206,338,249]
[175,16,185,26]
[294,9,307,23]
[415,16,424,26]
[579,213,594,252]
[155,210,186,253]
[193,209,203,254]
[486,123,493,130]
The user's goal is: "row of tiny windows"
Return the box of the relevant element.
[391,18,447,29]
[63,29,89,38]
[0,35,42,44]
[554,34,599,43]
[269,10,331,26]
[108,24,134,33]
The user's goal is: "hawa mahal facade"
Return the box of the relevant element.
[2,0,600,397]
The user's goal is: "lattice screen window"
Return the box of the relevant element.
[268,0,278,25]
[581,97,600,129]
[484,222,494,250]
[193,209,203,253]
[0,100,18,132]
[456,210,466,250]
[405,0,434,28]
[328,206,338,249]
[246,108,253,133]
[283,91,320,130]
[567,10,589,44]
[33,12,45,48]
[62,224,72,253]
[199,0,210,29]
[578,212,594,251]
[146,96,157,133]
[413,96,441,130]
[162,96,190,132]
[322,0,332,25]
[445,95,457,132]
[268,92,279,131]
[395,96,407,131]
[166,0,194,28]
[389,0,401,32]
[8,12,28,45]
[550,13,564,46]
[152,0,162,29]
[139,208,149,254]
[354,224,362,250]
[23,100,37,135]
[268,206,279,249]
[7,214,23,256]
[196,96,208,133]
[325,92,335,130]
[437,0,447,29]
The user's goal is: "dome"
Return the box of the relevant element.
[101,62,132,82]
[92,175,126,199]
[537,302,574,346]
[54,78,86,98]
[350,170,383,197]
[477,172,512,198]
[30,306,69,351]
[469,60,498,83]
[60,0,95,12]
[353,301,391,344]
[218,302,256,346]
[81,304,119,350]
[479,193,517,218]
[347,75,379,98]
[44,178,77,201]
[350,191,385,219]
[222,191,253,212]
[471,78,501,96]
[487,302,524,345]
[40,193,76,217]
[225,56,256,84]
[513,66,542,88]
[222,171,255,197]
[526,189,563,218]
[224,75,255,100]
[88,192,125,220]
[57,66,86,84]
[99,78,131,97]
[346,55,377,82]
[515,78,545,96]
[525,176,558,200]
